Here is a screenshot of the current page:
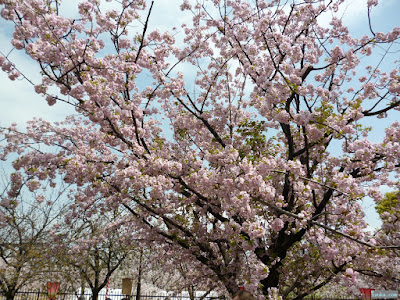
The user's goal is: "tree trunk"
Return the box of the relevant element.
[92,289,100,300]
[79,273,86,300]
[188,285,195,300]
[136,250,143,300]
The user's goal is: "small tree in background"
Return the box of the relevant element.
[52,210,131,300]
[355,192,400,290]
[0,168,68,300]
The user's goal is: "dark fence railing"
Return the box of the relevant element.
[0,291,226,300]
[303,295,362,300]
[1,291,372,300]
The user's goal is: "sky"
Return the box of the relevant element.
[0,0,399,230]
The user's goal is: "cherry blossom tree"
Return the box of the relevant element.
[1,0,400,298]
[113,245,220,299]
[0,168,68,300]
[137,247,223,298]
[51,210,132,300]
[353,192,400,291]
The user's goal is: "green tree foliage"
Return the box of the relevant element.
[376,192,399,216]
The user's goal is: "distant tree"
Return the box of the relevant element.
[343,192,400,293]
[0,168,68,300]
[53,210,132,300]
[176,262,219,300]
[376,192,399,216]
[128,246,222,298]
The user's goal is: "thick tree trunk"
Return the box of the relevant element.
[260,267,281,296]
